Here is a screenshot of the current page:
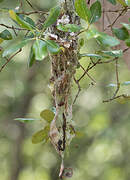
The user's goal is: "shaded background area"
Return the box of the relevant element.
[0,0,130,180]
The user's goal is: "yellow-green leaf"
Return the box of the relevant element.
[9,10,17,21]
[32,125,49,144]
[9,10,34,31]
[0,38,4,44]
[40,109,55,123]
[117,0,127,6]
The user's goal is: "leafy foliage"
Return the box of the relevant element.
[32,125,49,144]
[43,6,60,29]
[33,39,48,61]
[9,10,35,31]
[75,0,91,23]
[57,24,82,32]
[2,39,32,57]
[90,1,102,24]
[40,109,55,123]
[0,0,130,179]
[0,30,12,40]
[112,27,129,40]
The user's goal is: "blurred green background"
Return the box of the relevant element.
[0,0,130,180]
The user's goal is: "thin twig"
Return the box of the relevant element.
[103,94,126,103]
[112,59,120,98]
[103,7,130,13]
[0,24,27,31]
[12,25,18,36]
[73,76,81,105]
[78,59,101,82]
[104,8,127,31]
[79,63,96,83]
[19,10,46,15]
[62,113,66,151]
[25,0,36,10]
[106,12,113,32]
[0,49,22,72]
[98,57,119,64]
[87,0,91,4]
[123,47,130,53]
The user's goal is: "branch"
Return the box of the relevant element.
[0,49,22,73]
[73,76,81,105]
[78,59,101,82]
[79,63,96,83]
[18,10,46,15]
[103,94,126,103]
[25,0,36,10]
[0,24,28,31]
[112,59,120,98]
[104,8,127,31]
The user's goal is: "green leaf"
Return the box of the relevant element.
[9,10,34,31]
[33,39,48,61]
[85,27,120,46]
[0,0,4,2]
[57,24,68,32]
[121,81,130,85]
[57,24,82,33]
[79,53,103,59]
[125,0,130,6]
[0,29,12,40]
[14,118,40,123]
[90,0,102,24]
[43,6,60,29]
[65,24,82,32]
[40,109,55,123]
[25,17,36,28]
[121,23,130,30]
[101,50,123,57]
[112,27,129,40]
[46,39,60,54]
[79,38,85,47]
[107,0,117,5]
[75,0,91,23]
[32,125,49,144]
[85,27,99,39]
[125,38,130,46]
[28,46,35,67]
[2,39,31,57]
[97,32,120,47]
